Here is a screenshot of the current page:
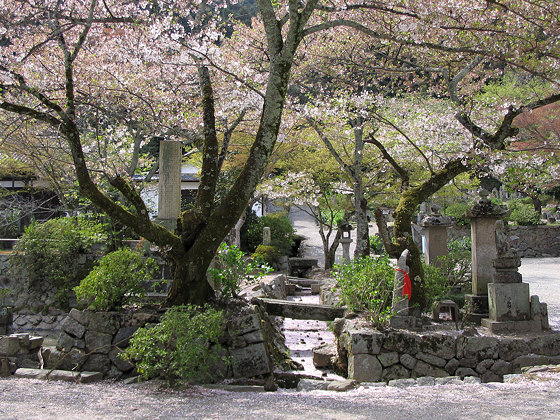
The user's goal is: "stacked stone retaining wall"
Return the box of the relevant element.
[44,303,283,380]
[336,319,560,383]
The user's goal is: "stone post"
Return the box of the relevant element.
[481,220,547,333]
[263,227,272,246]
[465,189,508,324]
[419,205,453,269]
[157,140,182,231]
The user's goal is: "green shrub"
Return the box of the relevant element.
[74,248,157,311]
[120,305,226,385]
[208,243,272,302]
[422,238,472,310]
[444,202,471,226]
[334,256,394,327]
[252,245,281,266]
[244,212,295,255]
[368,234,386,255]
[10,217,106,307]
[507,200,541,225]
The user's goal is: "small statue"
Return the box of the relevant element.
[495,219,514,257]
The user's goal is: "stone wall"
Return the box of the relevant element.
[415,225,560,258]
[336,319,560,383]
[0,333,44,376]
[507,225,560,257]
[44,303,285,380]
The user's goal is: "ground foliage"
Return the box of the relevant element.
[334,255,395,327]
[121,304,226,385]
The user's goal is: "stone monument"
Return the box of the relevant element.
[481,220,548,333]
[465,189,508,324]
[157,140,182,231]
[263,227,272,246]
[419,204,453,268]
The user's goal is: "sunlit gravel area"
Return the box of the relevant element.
[1,371,560,420]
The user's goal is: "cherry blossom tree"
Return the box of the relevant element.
[2,0,559,309]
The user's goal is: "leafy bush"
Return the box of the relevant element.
[334,256,394,327]
[507,200,541,225]
[252,244,281,266]
[208,243,272,302]
[369,234,386,255]
[120,305,226,385]
[74,248,158,311]
[422,238,472,310]
[10,217,106,306]
[444,202,471,226]
[244,212,295,255]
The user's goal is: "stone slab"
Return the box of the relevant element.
[481,318,542,334]
[296,379,329,392]
[79,371,104,383]
[230,342,271,378]
[254,298,345,321]
[286,277,323,287]
[327,379,357,392]
[47,369,80,382]
[14,368,48,380]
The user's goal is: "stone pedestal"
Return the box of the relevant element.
[156,140,182,231]
[340,238,352,263]
[419,206,453,268]
[481,220,547,334]
[487,282,530,322]
[465,190,509,323]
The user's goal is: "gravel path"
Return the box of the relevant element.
[519,257,560,330]
[1,372,560,420]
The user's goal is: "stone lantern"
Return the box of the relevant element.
[339,221,353,263]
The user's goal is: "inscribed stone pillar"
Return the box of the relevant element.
[157,140,182,230]
[263,227,272,246]
[419,205,453,268]
[465,189,508,322]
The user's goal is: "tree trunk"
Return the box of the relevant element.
[354,188,370,259]
[352,122,370,259]
[166,252,215,306]
[324,229,342,270]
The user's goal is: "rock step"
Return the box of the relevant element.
[286,277,323,287]
[13,368,103,383]
[253,298,346,321]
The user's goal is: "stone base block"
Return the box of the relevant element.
[465,294,489,315]
[465,312,489,325]
[488,283,530,322]
[481,318,541,334]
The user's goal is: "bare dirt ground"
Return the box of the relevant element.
[1,370,560,420]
